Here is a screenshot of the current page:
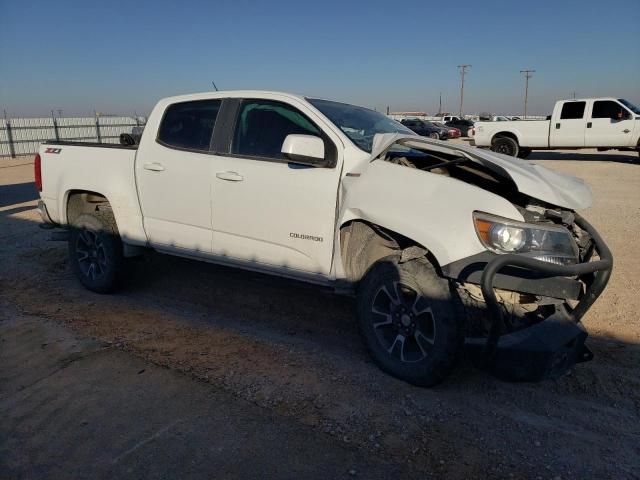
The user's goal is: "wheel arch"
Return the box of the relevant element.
[337,219,441,284]
[64,189,113,226]
[491,130,521,146]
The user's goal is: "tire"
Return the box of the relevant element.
[517,148,532,159]
[356,258,463,387]
[68,209,123,293]
[429,132,440,140]
[491,136,519,157]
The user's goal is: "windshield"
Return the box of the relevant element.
[307,98,414,152]
[619,99,640,114]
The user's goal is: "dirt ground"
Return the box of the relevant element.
[1,147,639,479]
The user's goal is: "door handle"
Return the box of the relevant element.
[623,129,630,133]
[143,162,165,172]
[587,122,592,128]
[555,123,561,129]
[216,171,244,182]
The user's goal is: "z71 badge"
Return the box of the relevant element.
[44,147,62,154]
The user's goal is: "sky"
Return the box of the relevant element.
[1,0,639,117]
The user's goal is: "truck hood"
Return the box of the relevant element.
[369,133,593,210]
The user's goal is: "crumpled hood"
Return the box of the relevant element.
[369,133,593,210]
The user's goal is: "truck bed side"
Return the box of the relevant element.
[38,143,148,246]
[473,120,551,148]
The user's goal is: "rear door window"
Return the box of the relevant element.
[560,102,586,120]
[231,100,321,160]
[157,100,221,151]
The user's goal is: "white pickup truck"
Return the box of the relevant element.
[35,90,612,386]
[473,97,640,159]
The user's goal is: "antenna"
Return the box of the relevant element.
[211,80,219,91]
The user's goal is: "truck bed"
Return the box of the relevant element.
[38,141,146,245]
[474,120,551,148]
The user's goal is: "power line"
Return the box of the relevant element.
[520,69,535,119]
[457,65,471,117]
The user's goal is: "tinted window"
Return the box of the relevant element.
[232,100,321,159]
[157,100,221,151]
[560,102,586,119]
[592,101,626,119]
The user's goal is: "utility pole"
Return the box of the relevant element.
[457,65,471,117]
[438,92,442,115]
[520,69,535,119]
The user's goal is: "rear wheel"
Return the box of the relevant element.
[491,136,519,157]
[356,258,462,386]
[68,210,123,293]
[429,132,440,140]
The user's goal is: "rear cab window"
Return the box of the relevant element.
[560,101,586,120]
[157,100,222,151]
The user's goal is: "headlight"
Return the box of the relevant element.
[473,212,578,265]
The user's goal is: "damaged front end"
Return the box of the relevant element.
[446,212,612,381]
[371,134,613,382]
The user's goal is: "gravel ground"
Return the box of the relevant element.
[1,148,639,479]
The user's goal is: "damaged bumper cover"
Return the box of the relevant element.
[446,213,612,382]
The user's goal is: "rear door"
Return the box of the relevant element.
[550,101,586,147]
[208,98,343,277]
[585,100,635,147]
[135,99,221,253]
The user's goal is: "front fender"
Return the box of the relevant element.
[337,161,524,268]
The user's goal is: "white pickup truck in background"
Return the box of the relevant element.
[473,97,640,159]
[35,90,613,386]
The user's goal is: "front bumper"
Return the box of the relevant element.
[458,213,613,381]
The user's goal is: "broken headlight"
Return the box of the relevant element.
[473,212,578,265]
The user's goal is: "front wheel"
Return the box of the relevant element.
[491,136,519,157]
[68,211,124,293]
[356,259,462,387]
[429,132,440,140]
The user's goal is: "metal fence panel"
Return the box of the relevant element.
[0,116,145,157]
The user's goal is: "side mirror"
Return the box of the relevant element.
[281,134,327,167]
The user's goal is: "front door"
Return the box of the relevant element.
[550,101,586,148]
[585,100,635,147]
[135,99,221,253]
[209,98,342,276]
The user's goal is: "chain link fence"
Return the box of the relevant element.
[0,115,146,157]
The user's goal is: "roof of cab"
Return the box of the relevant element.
[558,97,618,102]
[159,90,308,104]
